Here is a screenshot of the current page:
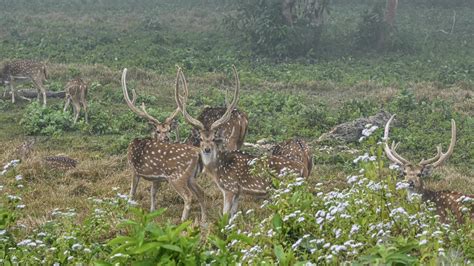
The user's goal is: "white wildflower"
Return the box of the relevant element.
[17,239,33,246]
[316,217,324,225]
[350,224,360,235]
[389,164,401,170]
[291,238,303,250]
[72,243,83,251]
[111,253,126,259]
[390,207,408,217]
[396,181,410,190]
[346,175,359,184]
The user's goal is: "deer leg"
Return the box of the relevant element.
[32,79,46,106]
[223,190,236,215]
[186,162,207,223]
[72,102,81,124]
[9,81,15,104]
[129,172,141,199]
[150,180,163,212]
[64,96,71,112]
[82,100,88,123]
[229,193,240,217]
[170,178,193,221]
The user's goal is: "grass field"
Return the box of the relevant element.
[0,0,473,264]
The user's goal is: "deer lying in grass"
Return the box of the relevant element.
[384,115,473,223]
[271,138,313,177]
[122,68,206,223]
[64,77,88,124]
[175,67,307,217]
[1,60,48,106]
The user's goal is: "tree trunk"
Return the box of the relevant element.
[282,0,296,25]
[377,0,398,50]
[384,0,398,27]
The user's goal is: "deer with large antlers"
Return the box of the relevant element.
[384,115,473,223]
[271,138,313,177]
[1,60,48,106]
[175,67,307,217]
[185,107,249,151]
[63,77,88,124]
[122,68,207,223]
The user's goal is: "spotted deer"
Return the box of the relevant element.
[175,67,307,217]
[1,60,48,106]
[384,115,473,223]
[122,68,207,223]
[271,138,313,177]
[63,77,88,124]
[185,107,249,151]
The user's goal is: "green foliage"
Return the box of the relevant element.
[104,208,202,265]
[20,102,73,136]
[354,0,386,50]
[224,0,327,59]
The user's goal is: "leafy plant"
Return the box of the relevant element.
[104,208,202,265]
[20,102,73,136]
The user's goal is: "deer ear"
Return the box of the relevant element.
[214,128,225,139]
[421,165,434,178]
[170,119,179,130]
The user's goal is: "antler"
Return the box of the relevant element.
[209,65,240,131]
[418,145,442,165]
[122,68,161,125]
[384,115,457,168]
[383,114,411,165]
[428,119,456,168]
[175,68,206,131]
[122,68,181,126]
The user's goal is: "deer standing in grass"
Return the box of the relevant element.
[384,115,473,223]
[64,77,88,124]
[175,67,307,217]
[185,107,249,151]
[271,138,313,177]
[1,60,48,106]
[122,68,207,223]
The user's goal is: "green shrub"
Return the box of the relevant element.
[104,208,202,265]
[20,102,73,136]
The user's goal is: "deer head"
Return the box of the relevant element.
[175,66,240,165]
[383,115,456,193]
[121,68,185,142]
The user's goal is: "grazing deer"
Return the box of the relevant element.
[1,60,48,106]
[63,77,88,124]
[122,68,207,223]
[175,67,307,217]
[384,115,473,223]
[185,107,249,151]
[271,138,313,177]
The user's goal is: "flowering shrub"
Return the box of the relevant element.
[209,148,474,264]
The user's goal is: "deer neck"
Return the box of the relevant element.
[201,150,231,178]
